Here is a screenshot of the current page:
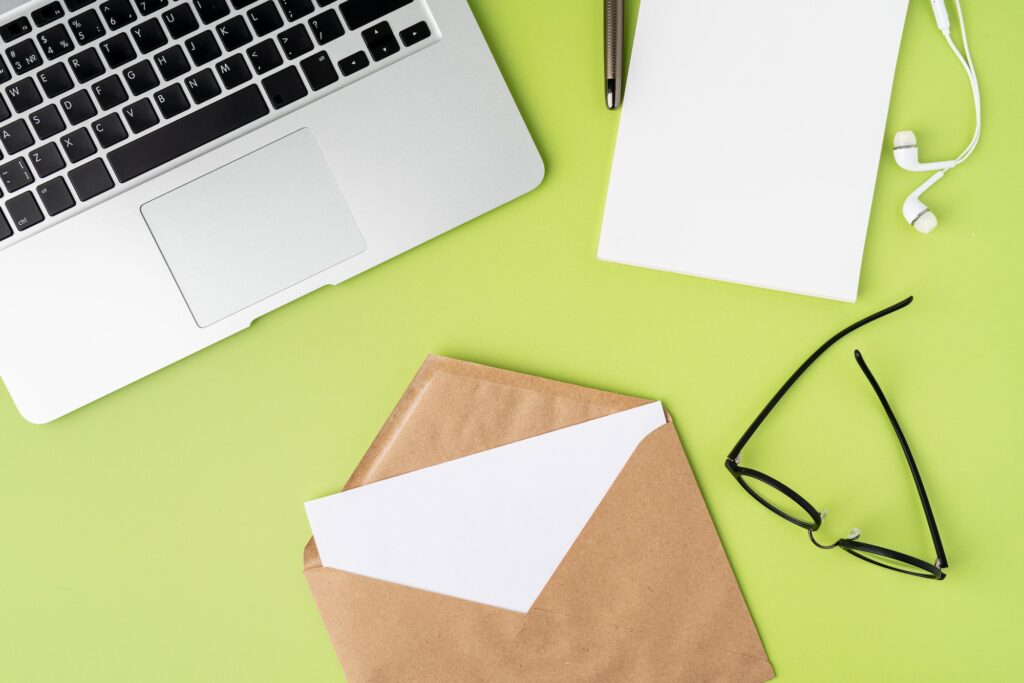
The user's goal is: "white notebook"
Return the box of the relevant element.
[599,0,909,301]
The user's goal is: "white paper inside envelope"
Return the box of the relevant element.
[305,402,667,613]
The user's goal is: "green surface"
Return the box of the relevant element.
[1,1,1021,681]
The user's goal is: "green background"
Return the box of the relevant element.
[2,1,1021,680]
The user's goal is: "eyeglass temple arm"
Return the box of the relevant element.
[726,296,914,464]
[854,349,948,570]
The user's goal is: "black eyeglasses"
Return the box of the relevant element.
[725,296,948,580]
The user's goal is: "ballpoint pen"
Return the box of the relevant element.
[605,0,623,109]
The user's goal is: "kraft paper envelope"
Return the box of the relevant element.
[303,356,774,682]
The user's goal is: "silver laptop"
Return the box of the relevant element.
[0,0,543,422]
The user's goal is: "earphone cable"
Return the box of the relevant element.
[944,0,981,165]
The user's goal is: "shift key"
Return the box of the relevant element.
[107,84,269,183]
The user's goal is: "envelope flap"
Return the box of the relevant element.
[345,356,649,488]
[531,423,772,670]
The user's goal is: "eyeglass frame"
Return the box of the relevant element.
[723,296,949,580]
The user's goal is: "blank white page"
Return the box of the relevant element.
[599,0,909,301]
[306,402,666,613]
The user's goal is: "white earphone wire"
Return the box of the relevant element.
[943,0,981,165]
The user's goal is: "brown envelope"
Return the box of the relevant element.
[304,356,774,682]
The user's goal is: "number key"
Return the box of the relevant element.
[6,39,43,74]
[98,0,137,30]
[37,24,75,60]
[132,0,168,17]
[69,9,107,45]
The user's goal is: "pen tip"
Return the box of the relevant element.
[606,91,618,110]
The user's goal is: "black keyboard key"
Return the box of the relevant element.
[337,50,367,76]
[66,0,96,13]
[230,0,258,8]
[194,0,229,24]
[38,62,73,97]
[59,126,96,162]
[215,15,251,51]
[108,83,267,182]
[68,47,105,81]
[214,53,250,89]
[299,51,335,90]
[245,38,279,75]
[60,88,97,123]
[185,29,220,66]
[123,59,158,94]
[278,0,313,22]
[0,18,32,42]
[153,81,188,117]
[99,0,136,30]
[91,73,127,109]
[37,24,75,60]
[161,4,198,39]
[0,213,9,239]
[314,0,331,6]
[0,55,11,83]
[7,191,44,230]
[122,97,157,132]
[70,9,106,45]
[362,22,398,62]
[28,103,66,138]
[68,157,114,200]
[153,44,187,79]
[37,176,75,215]
[277,24,312,60]
[32,3,67,28]
[132,0,167,17]
[261,64,304,109]
[98,32,136,67]
[28,141,66,176]
[90,111,126,146]
[338,0,411,31]
[0,94,9,121]
[184,67,219,103]
[246,1,281,37]
[0,157,33,192]
[399,21,429,47]
[5,77,41,112]
[130,17,167,52]
[308,10,342,45]
[0,119,33,153]
[6,38,43,74]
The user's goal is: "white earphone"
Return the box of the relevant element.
[893,0,981,234]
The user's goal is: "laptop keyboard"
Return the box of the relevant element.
[0,0,438,246]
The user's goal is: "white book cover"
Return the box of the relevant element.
[599,0,909,301]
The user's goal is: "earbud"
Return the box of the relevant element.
[892,0,980,235]
[902,171,945,234]
[893,131,957,173]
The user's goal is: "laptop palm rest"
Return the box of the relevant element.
[141,129,367,328]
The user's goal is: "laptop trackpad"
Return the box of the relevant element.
[142,129,367,328]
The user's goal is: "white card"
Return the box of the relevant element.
[305,402,667,612]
